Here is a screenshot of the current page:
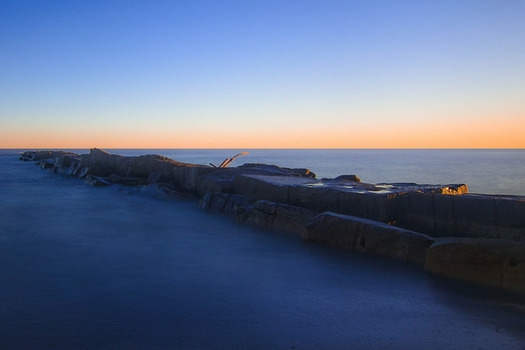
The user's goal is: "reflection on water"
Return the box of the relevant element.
[0,152,524,349]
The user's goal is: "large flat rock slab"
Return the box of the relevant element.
[305,212,435,265]
[233,174,470,235]
[425,237,525,295]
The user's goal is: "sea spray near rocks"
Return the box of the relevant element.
[20,148,525,295]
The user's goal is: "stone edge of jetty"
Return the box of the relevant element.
[19,149,525,296]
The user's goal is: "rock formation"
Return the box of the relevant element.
[19,149,525,296]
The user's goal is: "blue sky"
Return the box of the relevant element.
[1,0,524,148]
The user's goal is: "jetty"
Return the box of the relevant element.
[20,149,525,296]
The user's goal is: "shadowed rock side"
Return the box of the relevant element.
[425,238,525,295]
[19,149,525,295]
[199,192,318,237]
[305,212,435,265]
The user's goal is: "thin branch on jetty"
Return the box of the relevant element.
[210,152,249,168]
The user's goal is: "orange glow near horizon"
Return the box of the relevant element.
[2,114,524,149]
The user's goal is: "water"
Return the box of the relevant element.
[11,148,525,195]
[1,150,525,349]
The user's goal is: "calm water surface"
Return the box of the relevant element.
[38,148,525,195]
[1,150,524,349]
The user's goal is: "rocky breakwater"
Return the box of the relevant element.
[20,149,525,296]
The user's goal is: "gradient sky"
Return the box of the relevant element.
[1,0,524,148]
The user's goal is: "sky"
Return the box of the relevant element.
[1,0,524,148]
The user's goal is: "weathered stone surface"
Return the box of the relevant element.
[305,212,435,264]
[244,200,276,228]
[223,194,253,218]
[288,185,339,213]
[238,164,316,178]
[194,164,316,199]
[128,154,183,179]
[245,200,318,236]
[433,194,456,237]
[84,175,112,186]
[78,149,127,177]
[183,166,215,194]
[336,191,371,219]
[376,183,468,195]
[53,155,81,176]
[495,196,525,240]
[109,174,148,186]
[333,174,361,183]
[140,183,190,200]
[304,212,362,250]
[195,168,237,196]
[199,192,228,211]
[453,195,498,239]
[199,192,252,219]
[365,192,399,223]
[200,193,317,235]
[234,175,299,203]
[502,244,525,295]
[39,159,55,170]
[20,150,78,161]
[356,218,435,265]
[425,238,525,295]
[395,192,435,235]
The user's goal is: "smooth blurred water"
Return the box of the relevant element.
[1,150,525,349]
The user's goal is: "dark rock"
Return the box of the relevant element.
[288,185,339,213]
[183,166,215,194]
[84,175,112,186]
[38,159,55,170]
[495,196,525,240]
[199,192,228,212]
[425,237,525,295]
[244,200,318,236]
[140,183,190,200]
[78,167,90,178]
[108,174,148,186]
[305,212,435,264]
[128,154,187,179]
[238,164,316,178]
[336,191,371,219]
[54,155,81,176]
[396,192,435,235]
[453,195,498,239]
[433,194,456,237]
[305,212,362,250]
[199,192,252,219]
[195,168,237,196]
[223,194,253,217]
[245,201,276,228]
[233,174,308,204]
[334,174,361,182]
[20,150,79,161]
[200,193,317,235]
